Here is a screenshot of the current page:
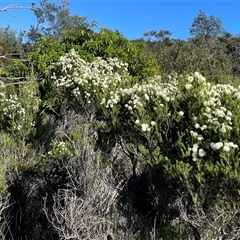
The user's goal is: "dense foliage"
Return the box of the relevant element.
[0,2,240,239]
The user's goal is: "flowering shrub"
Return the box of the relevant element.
[47,140,71,158]
[44,140,72,190]
[50,51,240,167]
[50,50,240,237]
[0,78,40,209]
[50,49,132,109]
[0,79,39,140]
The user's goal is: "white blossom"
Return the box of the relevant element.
[185,84,193,90]
[223,145,230,152]
[179,111,184,116]
[141,123,149,132]
[151,121,156,126]
[210,142,223,151]
[199,149,206,157]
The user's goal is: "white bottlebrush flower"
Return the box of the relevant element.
[144,93,150,101]
[197,136,204,141]
[226,111,232,117]
[233,144,238,149]
[194,71,200,78]
[165,97,170,102]
[185,84,193,90]
[179,111,184,116]
[198,75,206,83]
[225,116,232,122]
[201,125,207,130]
[141,123,149,132]
[198,149,206,157]
[210,142,223,151]
[150,121,156,126]
[192,143,199,152]
[194,71,206,82]
[223,145,230,152]
[215,109,225,118]
[190,130,198,138]
[195,123,200,129]
[205,107,211,113]
[192,152,197,161]
[220,127,227,133]
[127,105,133,111]
[225,142,238,149]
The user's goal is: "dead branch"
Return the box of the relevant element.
[0,193,12,239]
[0,80,30,87]
[0,54,29,62]
[0,4,32,72]
[0,77,27,81]
[0,4,36,20]
[176,195,240,240]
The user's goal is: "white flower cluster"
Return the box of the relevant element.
[189,140,238,162]
[105,79,179,132]
[1,93,24,120]
[210,141,238,152]
[186,77,240,160]
[135,120,156,132]
[51,49,129,105]
[51,51,240,163]
[193,71,206,83]
[190,130,204,141]
[184,72,207,91]
[189,143,206,161]
[48,140,70,157]
[0,88,39,132]
[202,84,236,134]
[121,80,178,104]
[46,140,72,186]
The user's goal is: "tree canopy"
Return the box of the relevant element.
[190,10,224,39]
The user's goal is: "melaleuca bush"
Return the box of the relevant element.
[50,50,240,164]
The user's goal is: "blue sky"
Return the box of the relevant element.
[0,1,240,40]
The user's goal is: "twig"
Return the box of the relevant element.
[0,77,27,81]
[0,4,37,20]
[0,80,31,87]
[0,54,29,62]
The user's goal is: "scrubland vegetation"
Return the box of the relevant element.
[0,1,240,239]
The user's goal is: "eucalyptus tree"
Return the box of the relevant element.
[190,10,224,40]
[27,0,90,42]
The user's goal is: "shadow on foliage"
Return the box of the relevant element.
[118,164,180,240]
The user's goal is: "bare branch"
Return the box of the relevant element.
[0,54,29,62]
[0,4,32,62]
[0,80,31,87]
[0,4,37,20]
[176,195,240,239]
[0,193,12,239]
[0,77,27,81]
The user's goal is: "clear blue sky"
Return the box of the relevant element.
[0,0,240,40]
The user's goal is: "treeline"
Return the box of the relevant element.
[0,1,240,240]
[138,10,240,84]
